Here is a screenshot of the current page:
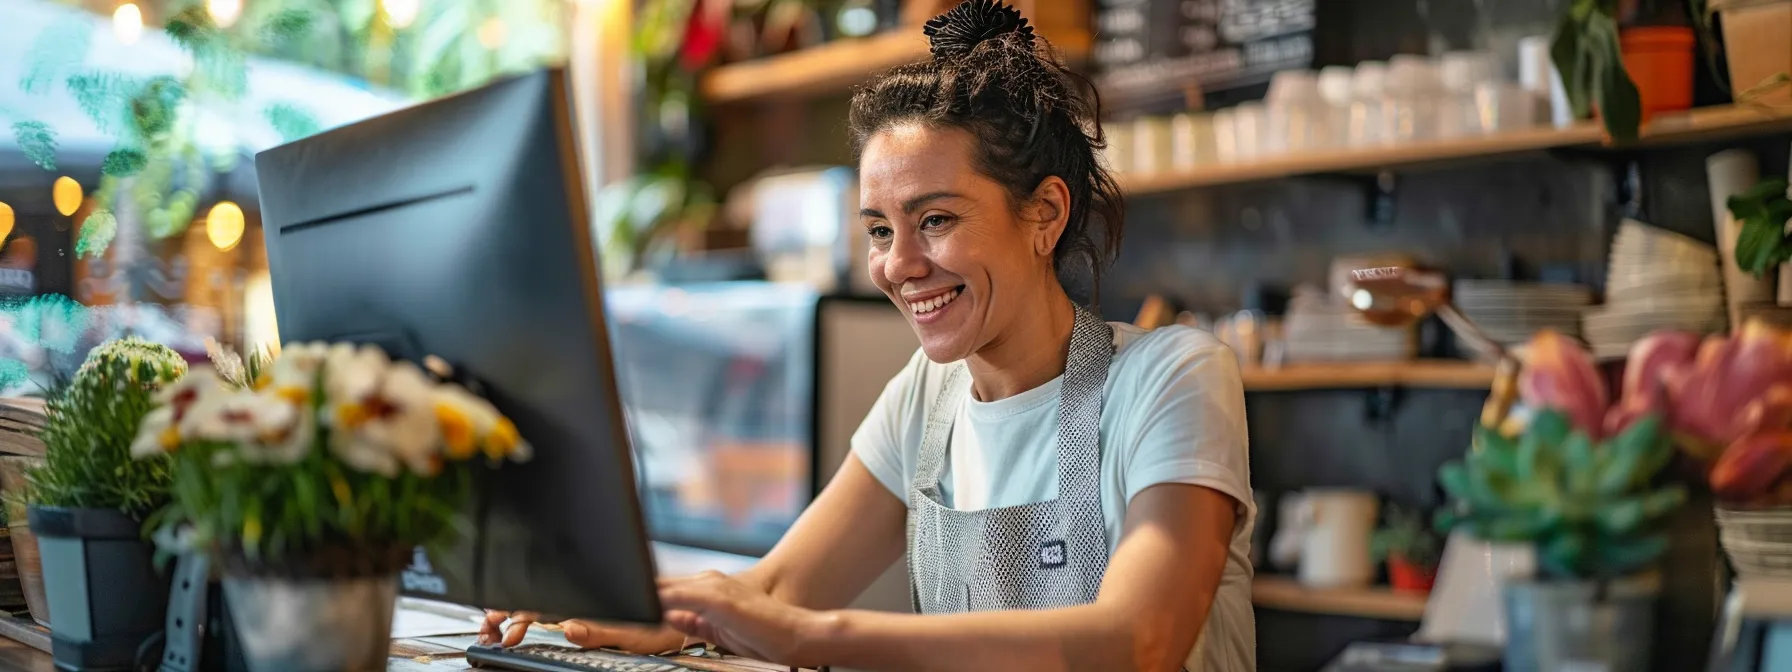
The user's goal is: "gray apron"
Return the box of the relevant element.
[906,306,1114,613]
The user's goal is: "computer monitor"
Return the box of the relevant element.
[254,68,661,624]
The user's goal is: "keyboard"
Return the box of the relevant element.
[466,644,696,672]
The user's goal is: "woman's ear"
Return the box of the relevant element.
[1029,176,1071,257]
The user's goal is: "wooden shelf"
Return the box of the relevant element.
[699,30,1092,105]
[701,32,929,105]
[1241,360,1497,391]
[1252,576,1429,621]
[1121,103,1792,195]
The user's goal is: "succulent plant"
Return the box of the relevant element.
[24,338,188,516]
[1438,409,1685,580]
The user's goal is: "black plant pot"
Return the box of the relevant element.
[28,505,170,672]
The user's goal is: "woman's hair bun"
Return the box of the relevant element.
[923,0,1036,61]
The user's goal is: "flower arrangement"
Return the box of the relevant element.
[26,337,188,515]
[132,342,530,574]
[1521,321,1792,505]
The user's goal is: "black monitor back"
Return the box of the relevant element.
[255,68,660,623]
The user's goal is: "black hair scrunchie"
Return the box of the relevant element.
[922,0,1036,61]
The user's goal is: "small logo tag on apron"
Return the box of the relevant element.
[1039,540,1067,569]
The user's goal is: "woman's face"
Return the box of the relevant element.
[859,123,1061,362]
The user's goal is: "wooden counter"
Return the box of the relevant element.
[2,637,802,672]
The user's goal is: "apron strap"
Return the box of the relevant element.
[1055,306,1114,503]
[908,305,1113,504]
[912,362,969,503]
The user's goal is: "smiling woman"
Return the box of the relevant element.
[482,3,1255,670]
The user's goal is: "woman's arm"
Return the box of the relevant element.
[661,482,1237,672]
[738,453,909,608]
[481,454,907,650]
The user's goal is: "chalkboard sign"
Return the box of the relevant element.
[1094,0,1316,107]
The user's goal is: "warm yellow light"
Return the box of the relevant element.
[381,0,420,28]
[476,17,507,49]
[113,3,144,45]
[207,201,245,250]
[0,202,13,242]
[207,0,243,28]
[52,177,83,217]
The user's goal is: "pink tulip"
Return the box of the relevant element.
[1603,331,1702,439]
[1666,320,1792,461]
[1520,329,1610,438]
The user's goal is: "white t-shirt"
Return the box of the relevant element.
[852,323,1256,672]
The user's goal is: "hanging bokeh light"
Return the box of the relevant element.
[113,3,144,45]
[382,0,420,28]
[52,177,83,217]
[206,201,245,251]
[207,0,243,28]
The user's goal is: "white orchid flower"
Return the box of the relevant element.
[433,384,531,463]
[181,390,299,454]
[327,360,439,477]
[323,342,389,410]
[267,341,329,389]
[130,405,178,459]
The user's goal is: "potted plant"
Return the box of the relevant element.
[20,337,186,670]
[1726,176,1792,303]
[1439,330,1687,672]
[1372,504,1441,593]
[1552,0,1711,140]
[132,342,531,672]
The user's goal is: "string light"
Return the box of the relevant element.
[206,201,245,251]
[476,17,507,49]
[113,3,144,45]
[381,0,420,28]
[0,202,13,242]
[52,177,83,217]
[207,0,243,28]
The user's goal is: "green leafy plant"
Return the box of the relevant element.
[22,338,188,517]
[138,343,530,573]
[1373,504,1442,569]
[1437,410,1686,580]
[1552,0,1645,141]
[1729,177,1792,276]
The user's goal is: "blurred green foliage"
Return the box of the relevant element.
[1437,410,1686,580]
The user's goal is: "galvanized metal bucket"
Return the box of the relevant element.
[1502,578,1658,672]
[222,573,397,672]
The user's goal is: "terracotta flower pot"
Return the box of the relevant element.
[1619,26,1696,120]
[1388,554,1437,593]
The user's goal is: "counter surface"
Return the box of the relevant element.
[1,636,805,672]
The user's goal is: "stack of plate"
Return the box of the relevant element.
[1455,280,1593,347]
[1280,286,1415,363]
[1585,219,1725,358]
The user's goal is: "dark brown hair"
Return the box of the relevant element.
[847,0,1125,292]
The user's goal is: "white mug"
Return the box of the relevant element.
[1295,489,1379,588]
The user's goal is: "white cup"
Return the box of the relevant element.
[1293,489,1380,588]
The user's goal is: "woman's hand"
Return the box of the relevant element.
[658,571,833,666]
[476,610,686,653]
